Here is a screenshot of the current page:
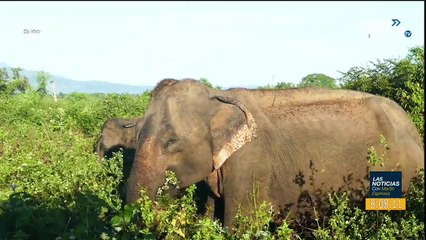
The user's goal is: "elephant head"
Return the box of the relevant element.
[126,79,257,203]
[95,117,142,160]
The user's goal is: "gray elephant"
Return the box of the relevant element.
[95,117,141,161]
[94,117,143,202]
[126,79,424,226]
[95,116,219,217]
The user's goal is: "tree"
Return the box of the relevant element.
[11,67,22,80]
[200,78,213,89]
[298,73,337,89]
[275,82,296,89]
[338,59,400,98]
[0,68,9,93]
[4,67,31,94]
[200,78,222,90]
[339,45,424,137]
[5,78,31,94]
[36,71,50,95]
[258,81,296,90]
[395,46,424,137]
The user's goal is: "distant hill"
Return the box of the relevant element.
[0,63,262,93]
[0,63,153,94]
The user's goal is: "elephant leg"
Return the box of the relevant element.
[214,195,225,224]
[194,181,212,216]
[222,185,252,227]
[221,168,270,227]
[223,197,239,227]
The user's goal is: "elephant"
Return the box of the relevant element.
[94,117,143,202]
[126,78,424,227]
[95,116,220,217]
[95,117,141,162]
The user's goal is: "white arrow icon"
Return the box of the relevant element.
[392,19,401,26]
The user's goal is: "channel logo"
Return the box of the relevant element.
[365,171,406,210]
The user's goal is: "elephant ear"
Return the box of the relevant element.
[210,96,257,170]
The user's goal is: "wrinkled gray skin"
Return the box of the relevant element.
[95,116,218,217]
[127,79,424,226]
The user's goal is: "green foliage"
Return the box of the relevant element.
[107,171,226,240]
[232,201,276,239]
[299,73,337,89]
[339,59,400,97]
[276,222,297,240]
[200,78,222,90]
[367,134,388,167]
[399,79,424,138]
[340,45,424,137]
[313,169,424,239]
[57,91,151,137]
[106,175,301,240]
[0,121,124,239]
[0,68,8,92]
[405,168,425,221]
[106,171,426,240]
[200,78,214,89]
[1,68,32,95]
[259,74,335,90]
[275,82,296,89]
[0,90,151,239]
[35,71,49,95]
[258,81,296,90]
[232,182,275,239]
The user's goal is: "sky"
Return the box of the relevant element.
[0,1,424,88]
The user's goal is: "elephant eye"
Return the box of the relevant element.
[164,138,177,148]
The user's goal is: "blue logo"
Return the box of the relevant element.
[370,171,402,198]
[404,30,412,38]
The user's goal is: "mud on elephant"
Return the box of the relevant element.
[126,78,424,226]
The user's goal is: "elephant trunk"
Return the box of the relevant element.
[126,136,166,204]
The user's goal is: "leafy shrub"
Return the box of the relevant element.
[340,45,424,138]
[313,168,424,240]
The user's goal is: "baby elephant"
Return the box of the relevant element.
[95,117,142,202]
[95,117,142,161]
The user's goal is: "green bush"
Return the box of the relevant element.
[340,46,424,138]
[314,169,424,239]
[0,91,149,239]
